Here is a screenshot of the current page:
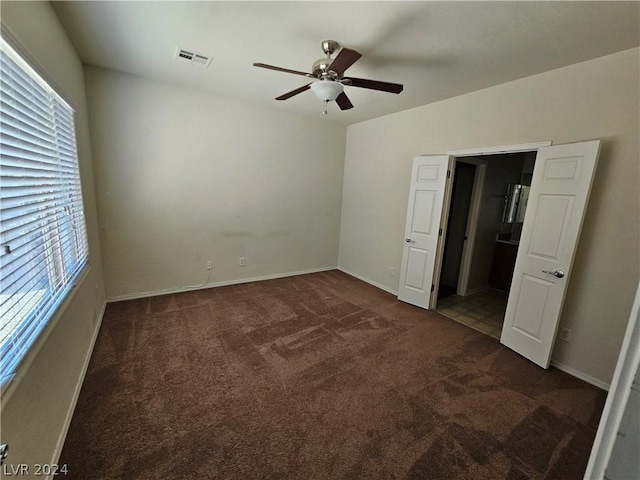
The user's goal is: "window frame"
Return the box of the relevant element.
[0,34,90,388]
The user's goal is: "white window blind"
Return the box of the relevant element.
[0,38,88,384]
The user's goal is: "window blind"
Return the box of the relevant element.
[0,38,89,384]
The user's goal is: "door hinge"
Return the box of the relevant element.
[431,284,435,292]
[438,228,443,236]
[447,170,451,178]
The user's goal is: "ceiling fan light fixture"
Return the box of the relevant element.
[310,80,343,102]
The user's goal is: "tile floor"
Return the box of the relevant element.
[436,289,508,339]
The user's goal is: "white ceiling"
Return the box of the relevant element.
[53,1,640,125]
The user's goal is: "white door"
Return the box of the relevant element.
[398,156,452,309]
[500,140,601,368]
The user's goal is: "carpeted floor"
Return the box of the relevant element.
[59,270,606,479]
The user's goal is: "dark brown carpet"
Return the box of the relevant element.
[60,270,606,479]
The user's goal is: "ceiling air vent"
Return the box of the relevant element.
[174,47,212,68]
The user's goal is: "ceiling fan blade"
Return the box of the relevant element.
[253,63,314,78]
[335,92,354,110]
[328,48,362,76]
[344,77,403,94]
[275,84,311,101]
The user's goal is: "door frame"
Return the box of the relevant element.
[451,157,487,297]
[585,281,640,478]
[428,157,456,309]
[447,141,552,157]
[432,141,552,307]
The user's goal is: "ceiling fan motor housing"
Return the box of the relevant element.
[313,40,341,78]
[312,58,333,78]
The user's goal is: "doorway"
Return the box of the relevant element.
[398,140,601,368]
[435,151,536,338]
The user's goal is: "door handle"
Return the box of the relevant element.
[542,269,565,278]
[405,238,415,243]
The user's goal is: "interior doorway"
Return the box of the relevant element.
[398,141,601,367]
[435,151,536,338]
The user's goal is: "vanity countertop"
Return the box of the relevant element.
[496,238,519,246]
[495,233,520,246]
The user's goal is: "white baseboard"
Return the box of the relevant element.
[49,300,107,477]
[337,267,399,296]
[550,360,610,391]
[107,266,338,302]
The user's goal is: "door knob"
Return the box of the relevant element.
[542,269,565,278]
[405,238,414,243]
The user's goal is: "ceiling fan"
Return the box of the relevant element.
[253,40,403,115]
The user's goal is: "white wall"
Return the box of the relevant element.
[0,0,106,469]
[85,67,347,300]
[338,48,640,386]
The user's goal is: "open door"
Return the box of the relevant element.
[398,155,453,309]
[500,140,601,368]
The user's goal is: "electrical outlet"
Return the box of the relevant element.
[389,267,395,276]
[206,261,213,270]
[239,257,246,266]
[559,327,572,342]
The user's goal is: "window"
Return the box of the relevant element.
[0,38,89,384]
